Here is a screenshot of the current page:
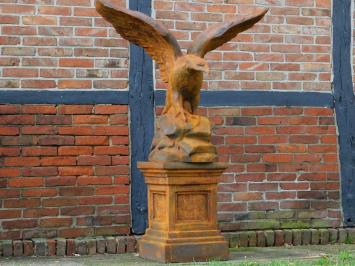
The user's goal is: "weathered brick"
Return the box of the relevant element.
[76,239,87,255]
[47,239,56,256]
[13,240,23,256]
[96,237,106,254]
[56,238,66,256]
[265,230,275,247]
[66,239,75,256]
[338,228,347,243]
[116,236,126,253]
[2,240,13,257]
[106,237,116,254]
[87,238,97,255]
[34,239,47,256]
[311,229,320,245]
[23,240,34,256]
[256,231,266,247]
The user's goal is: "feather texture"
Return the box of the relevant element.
[187,8,268,58]
[96,0,182,83]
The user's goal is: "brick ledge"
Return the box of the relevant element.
[1,228,355,257]
[223,228,355,248]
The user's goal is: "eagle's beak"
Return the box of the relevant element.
[196,63,209,73]
[202,64,209,74]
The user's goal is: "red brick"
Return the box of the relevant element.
[78,196,112,205]
[8,178,43,187]
[45,176,77,187]
[58,105,93,114]
[59,126,93,135]
[3,68,38,78]
[3,220,38,229]
[75,136,109,145]
[266,192,296,200]
[249,202,278,211]
[4,198,40,208]
[21,105,56,114]
[94,146,129,155]
[111,136,129,145]
[0,147,20,156]
[40,218,73,228]
[73,115,108,124]
[263,154,293,163]
[0,210,21,219]
[22,167,58,177]
[37,116,70,127]
[93,126,128,135]
[22,147,57,156]
[77,155,111,166]
[280,183,310,190]
[21,80,57,89]
[233,192,263,201]
[41,157,76,166]
[59,58,93,67]
[22,126,57,135]
[0,189,20,199]
[0,115,35,125]
[59,228,94,238]
[0,168,20,177]
[77,176,112,185]
[42,197,77,207]
[94,105,128,114]
[218,203,247,212]
[0,126,19,135]
[22,188,57,197]
[58,80,92,89]
[38,136,74,145]
[0,105,20,114]
[95,186,129,195]
[95,166,129,176]
[4,157,40,166]
[39,6,71,15]
[58,146,92,156]
[58,166,94,176]
[61,207,95,217]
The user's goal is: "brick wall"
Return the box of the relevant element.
[153,0,332,91]
[0,0,345,242]
[0,104,130,240]
[155,105,342,231]
[208,106,341,231]
[0,1,128,90]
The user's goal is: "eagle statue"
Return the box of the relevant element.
[96,0,268,162]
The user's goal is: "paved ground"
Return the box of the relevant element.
[0,244,354,265]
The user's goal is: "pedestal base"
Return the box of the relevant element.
[137,162,229,263]
[139,236,228,263]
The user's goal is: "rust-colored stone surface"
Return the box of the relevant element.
[96,0,267,162]
[137,162,229,263]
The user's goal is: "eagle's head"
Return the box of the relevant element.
[176,54,209,74]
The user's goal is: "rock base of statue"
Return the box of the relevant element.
[149,109,217,162]
[137,161,229,263]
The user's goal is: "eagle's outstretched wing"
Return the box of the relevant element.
[96,0,182,83]
[187,8,268,58]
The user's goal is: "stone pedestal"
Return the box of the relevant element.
[137,162,229,263]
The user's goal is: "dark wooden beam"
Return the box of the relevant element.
[128,0,154,234]
[155,90,334,107]
[332,0,355,226]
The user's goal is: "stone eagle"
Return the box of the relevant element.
[96,0,268,120]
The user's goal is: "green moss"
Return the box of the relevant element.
[280,220,310,229]
[248,219,280,230]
